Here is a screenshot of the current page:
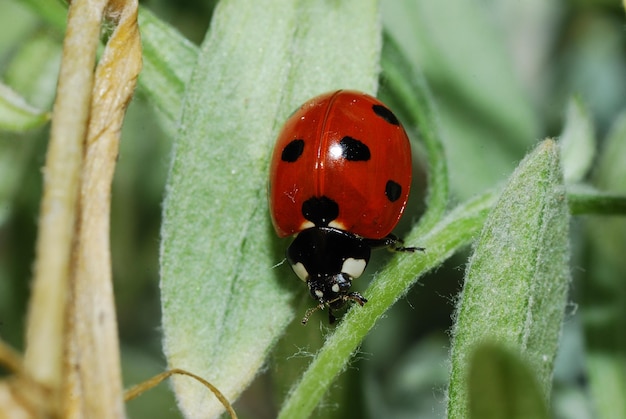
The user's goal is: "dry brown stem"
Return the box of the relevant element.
[124,369,238,419]
[1,0,142,417]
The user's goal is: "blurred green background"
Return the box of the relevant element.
[1,0,625,418]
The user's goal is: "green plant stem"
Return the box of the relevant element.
[568,190,626,215]
[277,190,497,419]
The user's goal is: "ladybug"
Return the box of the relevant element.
[269,90,421,324]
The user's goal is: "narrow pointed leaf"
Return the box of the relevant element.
[137,8,198,132]
[160,0,381,417]
[448,140,571,418]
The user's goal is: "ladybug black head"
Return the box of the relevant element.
[286,227,371,324]
[308,272,351,305]
[303,273,367,324]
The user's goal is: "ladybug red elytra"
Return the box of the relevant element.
[269,90,422,324]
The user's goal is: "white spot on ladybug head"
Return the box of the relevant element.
[341,258,367,279]
[300,220,315,230]
[290,262,309,282]
[328,220,346,230]
[331,283,340,293]
[315,289,324,298]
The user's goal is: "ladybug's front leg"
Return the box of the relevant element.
[328,292,368,324]
[363,234,425,253]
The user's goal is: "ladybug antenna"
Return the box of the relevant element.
[301,303,325,325]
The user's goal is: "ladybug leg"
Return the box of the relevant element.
[328,293,367,324]
[363,234,425,253]
[391,239,425,253]
[346,291,368,306]
[301,292,369,325]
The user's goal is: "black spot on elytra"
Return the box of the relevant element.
[340,137,370,161]
[372,104,400,126]
[385,180,402,202]
[302,196,339,226]
[281,139,305,162]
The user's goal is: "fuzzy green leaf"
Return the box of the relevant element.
[159,0,381,417]
[137,8,198,133]
[468,343,549,419]
[447,139,571,418]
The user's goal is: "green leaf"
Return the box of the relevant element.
[447,140,571,418]
[0,83,49,132]
[159,0,381,417]
[137,8,198,133]
[560,96,595,183]
[468,343,549,419]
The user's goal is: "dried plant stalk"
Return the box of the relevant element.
[24,0,108,395]
[64,1,142,418]
[14,0,142,418]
